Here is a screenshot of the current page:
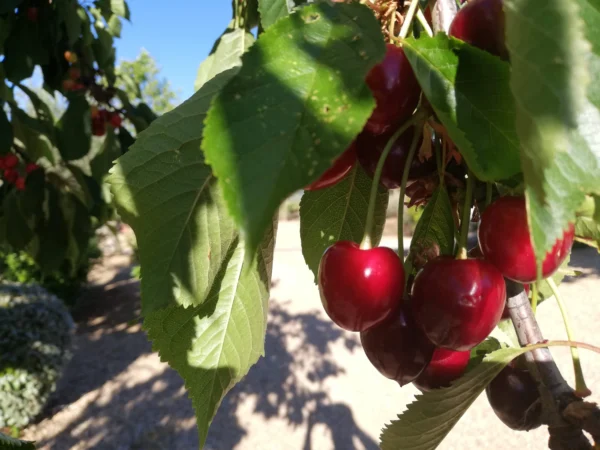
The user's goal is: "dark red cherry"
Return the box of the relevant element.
[486,364,543,430]
[365,44,421,135]
[411,256,506,351]
[413,348,471,391]
[478,196,574,283]
[360,305,434,386]
[3,169,18,184]
[305,143,357,191]
[449,0,508,60]
[318,241,404,332]
[356,127,435,189]
[3,154,19,169]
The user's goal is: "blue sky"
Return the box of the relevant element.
[116,1,233,103]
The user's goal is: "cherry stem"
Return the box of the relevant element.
[416,8,434,37]
[361,113,424,250]
[399,0,420,39]
[547,277,591,397]
[456,168,474,259]
[398,129,424,257]
[531,281,539,313]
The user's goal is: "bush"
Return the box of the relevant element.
[0,284,74,428]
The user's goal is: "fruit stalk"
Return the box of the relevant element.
[416,9,434,37]
[399,0,420,39]
[362,110,427,249]
[505,280,597,450]
[397,124,424,256]
[546,278,591,397]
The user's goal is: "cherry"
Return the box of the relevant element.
[4,169,18,184]
[109,113,123,128]
[14,177,26,191]
[304,143,356,191]
[365,44,421,135]
[413,348,471,391]
[360,305,434,386]
[62,79,76,91]
[92,117,107,137]
[486,363,543,430]
[356,127,435,189]
[3,154,19,169]
[318,241,404,332]
[68,67,81,81]
[449,0,508,60]
[25,163,40,174]
[26,7,38,22]
[478,196,574,283]
[411,256,506,351]
[64,51,78,64]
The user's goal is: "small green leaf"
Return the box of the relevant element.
[380,346,531,450]
[90,128,122,181]
[4,192,33,250]
[117,127,135,154]
[19,169,46,220]
[16,84,56,125]
[61,4,83,45]
[111,0,131,20]
[0,108,12,154]
[195,27,255,92]
[203,2,385,258]
[109,69,240,315]
[258,0,292,29]
[56,96,91,161]
[107,15,122,37]
[35,187,69,273]
[408,184,455,262]
[299,163,388,281]
[505,0,600,262]
[574,216,600,249]
[403,35,521,182]
[0,431,36,450]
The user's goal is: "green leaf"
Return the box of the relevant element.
[60,4,83,45]
[403,35,521,182]
[61,194,92,275]
[56,96,91,161]
[257,0,292,29]
[107,15,122,37]
[505,0,600,261]
[0,1,23,15]
[203,2,385,258]
[3,21,37,82]
[110,0,131,20]
[109,69,240,315]
[574,216,600,249]
[18,169,46,220]
[299,163,388,281]
[0,107,12,154]
[90,128,122,181]
[195,27,255,92]
[35,187,69,273]
[117,127,135,154]
[0,431,36,450]
[408,184,455,263]
[380,346,531,450]
[16,84,56,125]
[4,192,33,250]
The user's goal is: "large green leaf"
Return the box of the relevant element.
[505,0,600,261]
[203,2,385,257]
[110,69,277,446]
[408,184,455,264]
[380,346,530,450]
[109,69,240,315]
[35,187,69,273]
[4,192,33,250]
[403,35,521,182]
[56,96,91,161]
[258,0,292,28]
[194,27,255,92]
[0,431,36,450]
[299,163,388,281]
[0,108,12,154]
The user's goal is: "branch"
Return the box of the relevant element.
[506,280,599,449]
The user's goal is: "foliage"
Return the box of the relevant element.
[0,431,35,450]
[116,49,179,115]
[0,284,74,428]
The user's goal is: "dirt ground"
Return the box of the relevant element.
[22,220,600,450]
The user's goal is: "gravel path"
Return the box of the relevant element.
[23,221,600,450]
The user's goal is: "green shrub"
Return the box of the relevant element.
[0,284,74,428]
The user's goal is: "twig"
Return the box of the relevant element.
[505,280,599,449]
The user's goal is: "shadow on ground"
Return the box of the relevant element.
[29,261,374,450]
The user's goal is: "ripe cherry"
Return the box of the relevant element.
[360,305,434,386]
[92,118,106,137]
[4,169,18,184]
[305,143,356,191]
[356,127,435,189]
[486,363,543,430]
[449,0,508,60]
[3,154,19,169]
[478,196,574,283]
[68,67,81,81]
[109,113,123,128]
[365,44,421,135]
[413,348,471,391]
[62,79,76,91]
[14,177,26,191]
[411,256,506,351]
[318,241,404,332]
[26,7,39,22]
[25,163,40,174]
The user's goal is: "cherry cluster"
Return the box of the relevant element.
[306,0,576,432]
[91,106,123,137]
[0,153,40,191]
